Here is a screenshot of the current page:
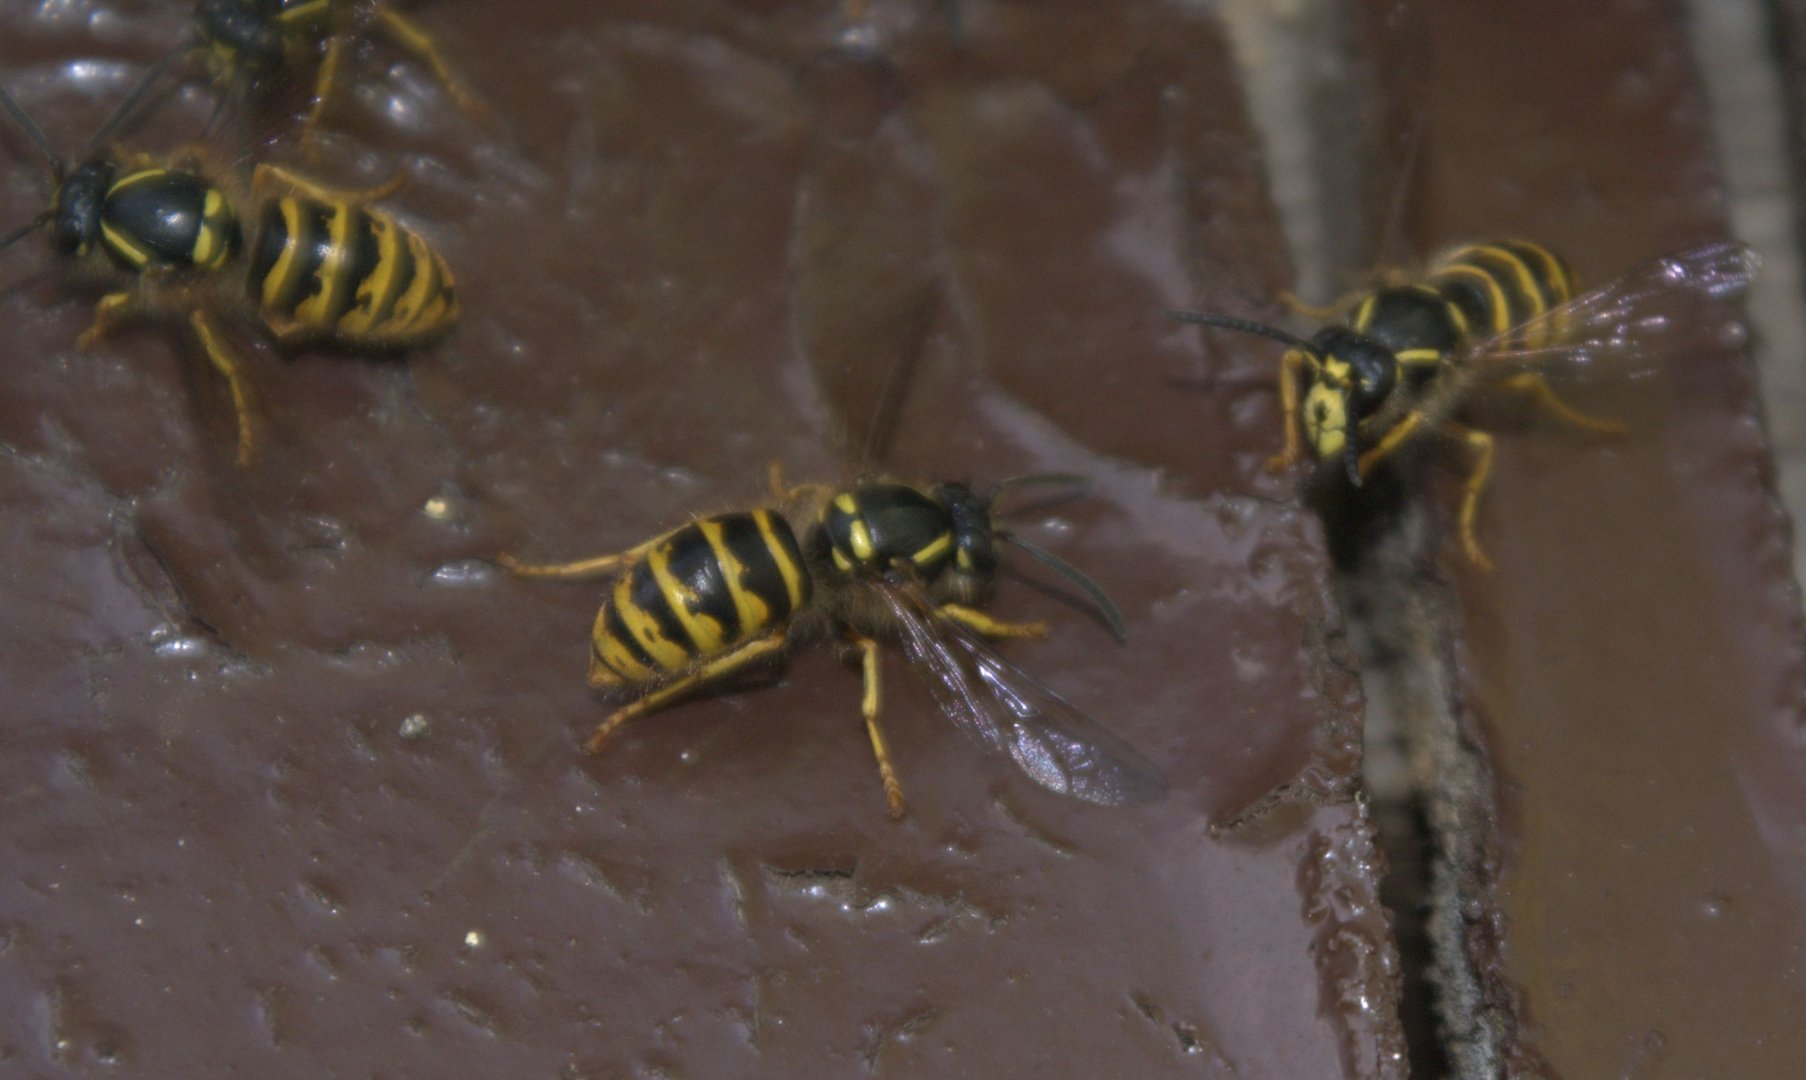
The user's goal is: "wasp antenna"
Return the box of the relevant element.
[0,210,53,253]
[1342,445,1363,488]
[1166,310,1317,353]
[81,40,193,160]
[984,471,1091,505]
[999,533,1128,644]
[0,81,63,175]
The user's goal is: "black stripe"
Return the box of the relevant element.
[293,200,332,311]
[1465,250,1540,326]
[626,547,701,656]
[1435,273,1493,341]
[248,200,286,301]
[1504,241,1571,307]
[601,601,660,674]
[668,524,742,643]
[334,206,382,323]
[379,227,418,325]
[719,512,804,620]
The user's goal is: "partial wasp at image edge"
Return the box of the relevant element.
[496,468,1165,819]
[1168,239,1760,569]
[0,78,460,466]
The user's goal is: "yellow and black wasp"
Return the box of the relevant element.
[190,0,485,147]
[0,81,459,465]
[499,468,1162,818]
[1169,240,1760,569]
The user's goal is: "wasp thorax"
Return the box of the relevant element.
[50,162,115,257]
[819,481,973,588]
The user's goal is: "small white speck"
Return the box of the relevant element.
[465,930,484,949]
[399,714,431,740]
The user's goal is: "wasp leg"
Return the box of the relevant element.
[584,632,789,754]
[1443,420,1496,572]
[1266,348,1308,472]
[848,631,906,818]
[936,603,1048,640]
[1500,371,1626,436]
[251,162,406,206]
[188,308,258,467]
[373,7,487,118]
[77,290,139,349]
[1356,410,1426,480]
[498,537,662,580]
[299,33,348,156]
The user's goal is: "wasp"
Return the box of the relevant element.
[189,0,485,147]
[1169,240,1759,569]
[499,469,1162,818]
[0,81,459,465]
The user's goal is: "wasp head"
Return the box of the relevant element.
[1298,327,1398,482]
[49,162,115,258]
[931,481,1000,602]
[196,0,288,82]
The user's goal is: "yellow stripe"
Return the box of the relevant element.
[1474,243,1545,316]
[1395,348,1441,366]
[99,220,151,268]
[1352,294,1377,333]
[754,510,807,611]
[385,229,438,336]
[595,629,655,682]
[590,609,651,683]
[611,562,691,671]
[700,518,772,636]
[294,201,352,329]
[910,531,952,568]
[1437,264,1512,334]
[338,214,400,335]
[190,190,228,269]
[260,199,306,309]
[646,542,727,655]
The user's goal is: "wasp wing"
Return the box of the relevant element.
[1457,240,1759,377]
[874,584,1167,806]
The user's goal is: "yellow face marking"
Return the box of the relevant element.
[1304,382,1349,459]
[753,510,807,611]
[700,518,774,634]
[612,568,691,671]
[646,542,727,656]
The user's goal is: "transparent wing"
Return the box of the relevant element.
[1459,241,1759,376]
[874,585,1167,806]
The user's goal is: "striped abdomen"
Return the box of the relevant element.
[591,511,812,686]
[1425,240,1577,350]
[249,196,458,349]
